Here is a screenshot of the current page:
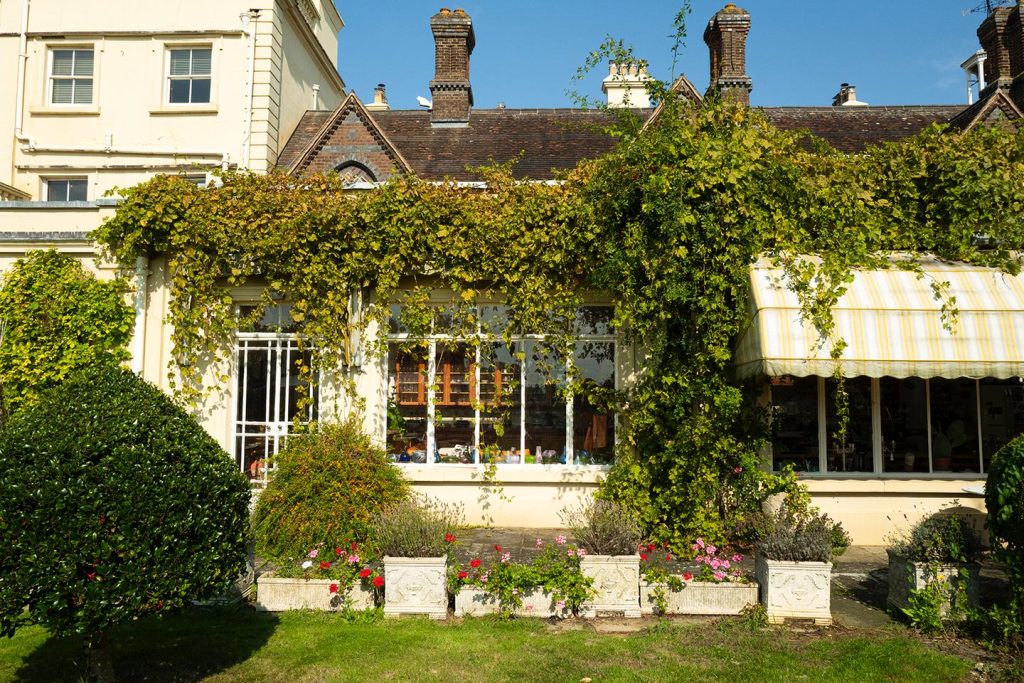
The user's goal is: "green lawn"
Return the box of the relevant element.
[0,608,971,682]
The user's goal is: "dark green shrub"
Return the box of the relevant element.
[986,435,1024,638]
[755,505,850,563]
[370,497,462,557]
[561,498,642,555]
[0,249,133,416]
[888,509,983,564]
[252,420,409,559]
[0,365,249,658]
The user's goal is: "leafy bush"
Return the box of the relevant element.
[0,249,133,416]
[561,498,642,555]
[755,505,850,563]
[370,497,463,557]
[985,435,1024,640]
[0,365,249,670]
[252,420,410,559]
[888,508,983,564]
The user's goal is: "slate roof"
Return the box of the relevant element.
[277,102,984,178]
[761,106,965,153]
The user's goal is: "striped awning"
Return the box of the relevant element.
[734,257,1024,380]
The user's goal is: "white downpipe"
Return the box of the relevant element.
[13,0,34,154]
[131,255,149,374]
[240,10,260,170]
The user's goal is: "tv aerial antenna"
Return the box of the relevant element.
[963,0,1015,17]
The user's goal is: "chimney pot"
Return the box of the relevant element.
[703,3,753,105]
[976,4,1023,96]
[602,61,653,108]
[366,82,390,112]
[429,7,475,124]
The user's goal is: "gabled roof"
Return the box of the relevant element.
[945,88,1024,132]
[282,92,413,176]
[642,74,704,132]
[761,106,965,152]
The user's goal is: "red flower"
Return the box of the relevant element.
[86,571,97,581]
[665,554,672,562]
[359,567,372,579]
[683,572,693,582]
[351,541,358,551]
[155,600,164,610]
[470,558,482,568]
[647,543,655,552]
[329,583,339,593]
[372,575,385,588]
[319,561,331,570]
[494,545,502,552]
[458,570,468,580]
[445,533,456,543]
[640,553,649,561]
[335,547,343,556]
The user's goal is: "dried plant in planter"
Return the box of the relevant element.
[755,505,849,563]
[888,508,982,564]
[560,498,641,555]
[370,496,464,558]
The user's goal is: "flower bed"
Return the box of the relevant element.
[454,586,570,618]
[639,580,757,616]
[256,575,375,612]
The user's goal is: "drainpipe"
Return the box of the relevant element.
[240,10,260,170]
[130,255,149,374]
[12,0,34,184]
[312,83,320,111]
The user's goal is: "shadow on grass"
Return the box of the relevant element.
[14,605,278,681]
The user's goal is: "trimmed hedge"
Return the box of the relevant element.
[0,365,250,640]
[252,420,409,559]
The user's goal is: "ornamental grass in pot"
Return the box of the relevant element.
[370,496,462,619]
[754,505,850,625]
[886,506,983,624]
[561,499,643,618]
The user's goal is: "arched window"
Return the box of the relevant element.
[334,161,376,183]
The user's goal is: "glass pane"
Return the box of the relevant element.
[929,378,980,473]
[880,378,929,473]
[66,179,87,201]
[51,79,73,104]
[51,50,74,76]
[434,344,475,463]
[190,78,211,104]
[825,377,873,472]
[480,342,521,461]
[279,345,315,423]
[169,78,191,103]
[190,48,212,75]
[73,50,94,77]
[169,49,192,76]
[575,306,614,336]
[72,79,92,105]
[770,376,819,472]
[573,341,615,464]
[980,378,1024,471]
[237,435,271,483]
[387,344,428,463]
[525,341,566,464]
[238,341,270,424]
[45,180,67,201]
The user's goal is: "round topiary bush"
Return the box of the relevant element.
[987,435,1024,554]
[0,365,250,654]
[252,420,409,560]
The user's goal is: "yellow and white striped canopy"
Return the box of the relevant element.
[734,257,1024,380]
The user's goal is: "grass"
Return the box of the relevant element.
[0,607,972,682]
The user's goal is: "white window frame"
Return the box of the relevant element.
[165,45,213,105]
[47,46,94,106]
[43,176,88,202]
[385,304,618,468]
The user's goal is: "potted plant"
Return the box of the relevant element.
[886,507,982,621]
[639,540,757,616]
[451,536,592,618]
[256,542,380,612]
[561,499,642,618]
[754,505,850,625]
[370,497,462,619]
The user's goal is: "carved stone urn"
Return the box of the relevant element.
[580,554,641,618]
[755,556,832,625]
[382,556,448,619]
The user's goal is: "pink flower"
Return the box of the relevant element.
[695,555,704,564]
[567,549,576,557]
[535,538,544,548]
[713,571,726,581]
[733,466,743,474]
[480,573,489,584]
[556,600,566,611]
[347,554,360,564]
[732,554,743,563]
[554,535,567,545]
[707,545,717,555]
[710,558,721,570]
[722,560,731,570]
[577,548,587,557]
[692,544,700,553]
[501,552,511,563]
[308,549,319,559]
[695,538,705,549]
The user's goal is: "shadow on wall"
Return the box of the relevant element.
[14,607,279,682]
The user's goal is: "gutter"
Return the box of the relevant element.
[13,0,34,166]
[240,10,260,170]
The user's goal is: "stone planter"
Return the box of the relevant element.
[580,554,641,618]
[755,556,832,625]
[454,586,570,618]
[255,575,374,612]
[886,552,980,618]
[639,579,759,616]
[382,556,448,620]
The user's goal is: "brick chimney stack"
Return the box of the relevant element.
[703,3,752,105]
[976,4,1024,96]
[430,7,475,125]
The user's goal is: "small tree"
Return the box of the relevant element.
[986,435,1024,639]
[0,250,133,417]
[0,365,250,679]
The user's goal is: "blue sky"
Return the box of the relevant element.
[335,1,989,109]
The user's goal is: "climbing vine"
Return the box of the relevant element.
[96,13,1024,545]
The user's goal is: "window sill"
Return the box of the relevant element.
[397,463,610,485]
[29,107,100,116]
[149,105,218,116]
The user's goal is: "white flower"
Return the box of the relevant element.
[301,560,313,570]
